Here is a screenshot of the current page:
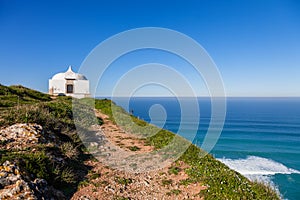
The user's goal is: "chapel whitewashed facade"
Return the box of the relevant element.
[49,66,90,98]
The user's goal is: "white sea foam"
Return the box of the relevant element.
[217,156,300,199]
[217,156,300,177]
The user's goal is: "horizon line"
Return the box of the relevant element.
[95,96,300,98]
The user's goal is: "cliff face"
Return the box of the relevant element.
[0,84,280,200]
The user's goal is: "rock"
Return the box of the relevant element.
[143,180,150,186]
[0,160,66,200]
[0,123,52,150]
[78,196,90,200]
[0,161,36,199]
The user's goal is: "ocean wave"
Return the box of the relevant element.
[217,156,300,176]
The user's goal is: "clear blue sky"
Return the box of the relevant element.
[1,0,300,97]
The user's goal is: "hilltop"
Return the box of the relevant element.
[0,84,280,199]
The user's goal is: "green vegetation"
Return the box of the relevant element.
[0,147,82,192]
[0,84,93,197]
[168,166,181,175]
[60,142,79,159]
[89,172,101,180]
[127,145,141,151]
[78,179,89,188]
[113,196,131,200]
[161,179,173,186]
[0,84,51,107]
[0,97,74,132]
[166,189,182,196]
[179,178,195,186]
[0,84,280,199]
[114,176,133,186]
[93,96,280,200]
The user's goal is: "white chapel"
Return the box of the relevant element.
[49,66,90,98]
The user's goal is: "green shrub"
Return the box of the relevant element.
[127,146,141,151]
[168,166,181,175]
[115,176,133,186]
[161,179,173,186]
[89,171,100,180]
[60,142,79,159]
[0,151,51,180]
[78,180,89,188]
[60,167,76,184]
[166,189,181,196]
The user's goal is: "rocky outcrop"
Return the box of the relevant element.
[0,160,65,199]
[0,124,65,199]
[0,123,58,150]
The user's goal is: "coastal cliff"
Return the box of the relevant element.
[0,84,280,199]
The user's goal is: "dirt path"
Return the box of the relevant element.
[71,110,207,200]
[95,111,154,153]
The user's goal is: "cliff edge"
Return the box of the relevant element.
[0,84,280,199]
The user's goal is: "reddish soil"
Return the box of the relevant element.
[71,111,207,200]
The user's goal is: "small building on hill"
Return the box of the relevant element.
[49,66,90,98]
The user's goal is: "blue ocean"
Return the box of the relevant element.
[111,97,300,200]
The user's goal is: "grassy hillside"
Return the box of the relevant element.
[0,85,88,197]
[95,98,280,200]
[0,84,280,199]
[0,84,51,107]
